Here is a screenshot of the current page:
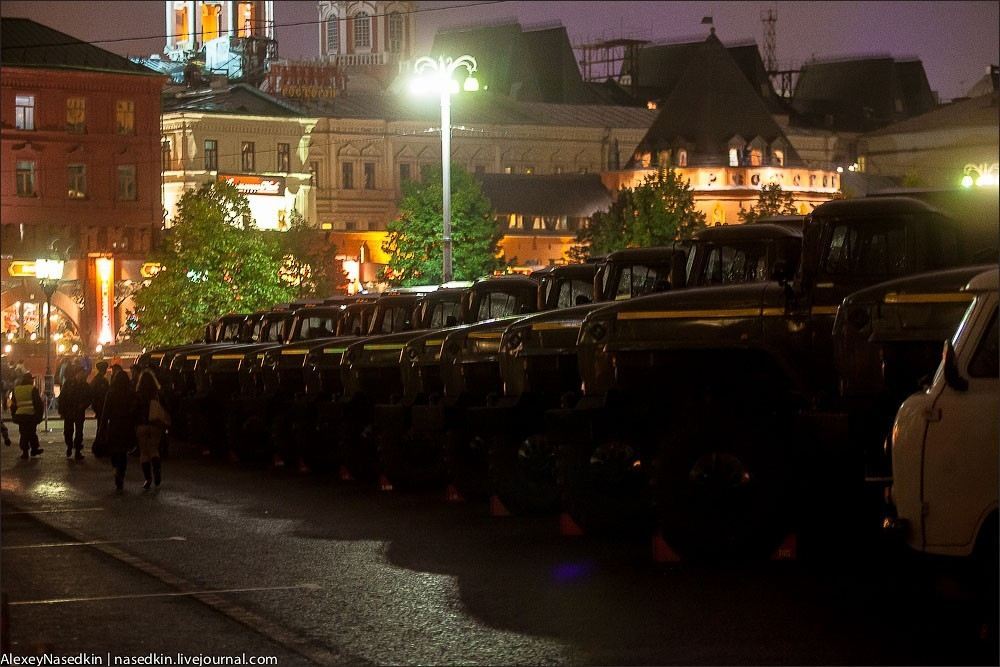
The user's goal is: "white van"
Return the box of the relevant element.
[889,267,998,560]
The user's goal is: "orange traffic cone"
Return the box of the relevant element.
[770,533,797,561]
[559,512,584,536]
[489,495,511,517]
[651,532,682,563]
[445,484,464,503]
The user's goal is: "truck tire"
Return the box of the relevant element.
[378,423,446,490]
[652,400,795,561]
[488,431,560,515]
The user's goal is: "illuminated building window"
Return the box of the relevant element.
[354,11,371,49]
[677,149,688,167]
[201,3,221,42]
[342,162,354,189]
[161,140,172,171]
[553,165,562,174]
[174,6,189,44]
[857,156,866,172]
[712,203,725,225]
[15,94,35,130]
[238,2,254,37]
[117,165,136,201]
[15,160,36,196]
[241,141,255,171]
[364,162,376,189]
[66,97,85,133]
[524,166,534,175]
[277,143,290,172]
[67,164,87,199]
[310,161,319,186]
[729,148,739,167]
[750,149,762,166]
[772,149,784,166]
[399,162,411,184]
[503,166,512,174]
[326,17,339,54]
[115,100,134,135]
[388,12,404,53]
[204,139,218,171]
[508,214,523,230]
[657,150,670,166]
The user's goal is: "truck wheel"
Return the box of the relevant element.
[557,433,653,536]
[378,424,446,490]
[444,426,490,500]
[488,432,560,515]
[653,401,795,561]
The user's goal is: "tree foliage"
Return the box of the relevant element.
[280,209,345,298]
[570,169,705,261]
[133,182,294,347]
[382,165,504,285]
[738,183,798,224]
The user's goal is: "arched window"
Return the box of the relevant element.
[388,12,404,53]
[750,148,763,166]
[712,203,725,225]
[677,149,688,167]
[238,2,254,38]
[326,18,339,54]
[729,147,739,167]
[354,11,371,49]
[772,149,784,166]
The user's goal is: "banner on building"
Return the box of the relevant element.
[218,174,286,196]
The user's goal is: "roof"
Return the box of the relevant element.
[791,56,936,132]
[477,174,613,217]
[864,91,999,136]
[1,17,157,76]
[288,90,656,128]
[630,33,801,166]
[431,20,603,105]
[163,83,308,117]
[693,222,802,242]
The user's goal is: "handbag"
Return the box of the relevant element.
[148,397,172,428]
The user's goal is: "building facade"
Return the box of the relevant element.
[1,18,165,363]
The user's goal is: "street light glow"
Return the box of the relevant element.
[411,54,480,283]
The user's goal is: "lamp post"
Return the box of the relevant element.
[35,257,64,432]
[411,54,479,283]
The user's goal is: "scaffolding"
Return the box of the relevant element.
[575,37,649,87]
[760,8,799,99]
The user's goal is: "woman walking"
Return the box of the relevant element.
[134,369,169,490]
[99,371,136,491]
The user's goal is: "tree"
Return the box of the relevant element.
[133,182,294,347]
[279,209,345,298]
[382,165,504,285]
[570,169,705,261]
[738,183,798,224]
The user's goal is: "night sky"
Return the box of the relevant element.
[1,1,996,102]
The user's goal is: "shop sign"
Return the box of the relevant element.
[218,174,285,196]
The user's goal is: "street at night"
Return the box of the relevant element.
[1,423,995,665]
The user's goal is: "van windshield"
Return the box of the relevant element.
[820,215,959,278]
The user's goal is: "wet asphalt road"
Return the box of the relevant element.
[1,420,995,665]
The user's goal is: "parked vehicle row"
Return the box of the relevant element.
[135,195,997,576]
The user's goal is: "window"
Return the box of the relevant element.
[612,264,671,300]
[677,149,688,167]
[363,162,376,189]
[161,140,172,170]
[241,141,255,171]
[15,95,35,130]
[204,139,218,171]
[15,161,36,196]
[503,166,512,174]
[772,149,784,166]
[476,292,521,320]
[378,306,412,333]
[238,1,254,37]
[310,161,319,186]
[399,163,411,184]
[342,162,354,189]
[67,164,87,199]
[66,97,86,132]
[115,100,134,135]
[326,18,339,54]
[201,2,221,42]
[968,309,998,378]
[429,301,461,328]
[174,6,190,43]
[554,279,593,308]
[388,12,404,53]
[117,165,137,201]
[749,148,762,166]
[353,11,371,49]
[729,148,739,167]
[277,143,290,172]
[698,244,769,285]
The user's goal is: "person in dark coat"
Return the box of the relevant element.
[134,368,168,490]
[10,372,44,459]
[89,361,110,431]
[99,371,136,491]
[58,364,90,460]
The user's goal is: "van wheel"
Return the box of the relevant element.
[652,401,795,561]
[488,432,560,515]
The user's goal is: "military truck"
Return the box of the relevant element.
[557,196,995,559]
[485,220,804,516]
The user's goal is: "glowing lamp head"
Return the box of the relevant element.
[71,344,79,353]
[961,175,974,188]
[463,75,479,92]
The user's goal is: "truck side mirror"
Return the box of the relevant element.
[943,340,968,391]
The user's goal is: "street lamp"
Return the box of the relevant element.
[35,257,64,432]
[411,54,480,283]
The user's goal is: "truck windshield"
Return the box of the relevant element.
[300,316,337,339]
[821,215,959,278]
[604,263,673,301]
[548,278,593,308]
[429,300,462,327]
[376,305,413,333]
[696,243,770,285]
[475,292,523,319]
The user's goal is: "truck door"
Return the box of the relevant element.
[921,298,998,550]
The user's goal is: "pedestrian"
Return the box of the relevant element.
[10,372,44,459]
[89,361,110,428]
[99,371,136,491]
[134,369,169,490]
[79,353,93,377]
[58,364,90,460]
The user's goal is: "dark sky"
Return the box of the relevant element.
[2,1,997,101]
